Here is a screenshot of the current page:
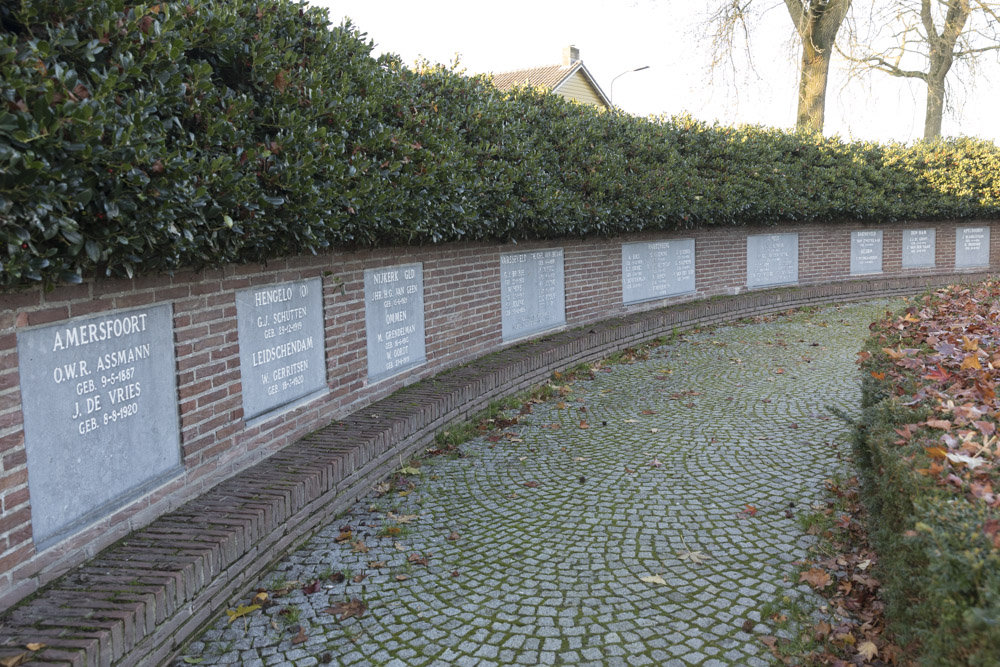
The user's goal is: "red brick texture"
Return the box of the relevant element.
[0,221,995,665]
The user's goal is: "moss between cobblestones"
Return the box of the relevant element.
[178,300,902,667]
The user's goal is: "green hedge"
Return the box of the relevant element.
[3,0,1000,288]
[855,286,1000,665]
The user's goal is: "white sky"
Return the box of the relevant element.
[308,0,1000,143]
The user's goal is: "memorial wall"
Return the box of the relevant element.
[0,220,996,608]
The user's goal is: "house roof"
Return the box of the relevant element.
[490,61,611,108]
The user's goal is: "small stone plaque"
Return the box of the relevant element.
[902,229,935,268]
[16,305,181,544]
[956,226,990,268]
[501,249,566,341]
[622,239,696,305]
[365,263,426,381]
[850,230,883,275]
[746,233,798,288]
[236,278,327,422]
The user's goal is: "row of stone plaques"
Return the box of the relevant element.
[12,226,992,544]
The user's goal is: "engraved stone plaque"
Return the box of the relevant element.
[902,229,936,268]
[622,239,696,305]
[746,233,798,288]
[365,263,426,382]
[850,230,883,275]
[501,249,566,341]
[16,305,181,545]
[956,226,990,268]
[236,278,327,422]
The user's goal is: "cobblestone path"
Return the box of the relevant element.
[183,300,899,667]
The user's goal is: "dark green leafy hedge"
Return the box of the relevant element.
[3,0,1000,288]
[856,285,1000,665]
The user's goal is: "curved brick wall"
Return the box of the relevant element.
[0,220,996,612]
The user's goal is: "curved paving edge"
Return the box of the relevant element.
[0,273,987,667]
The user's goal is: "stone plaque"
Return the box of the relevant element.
[236,278,327,422]
[501,249,566,341]
[16,305,181,544]
[902,229,935,268]
[747,233,798,288]
[622,239,696,305]
[365,263,426,381]
[850,230,883,275]
[956,226,990,268]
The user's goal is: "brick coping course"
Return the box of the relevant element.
[0,272,987,667]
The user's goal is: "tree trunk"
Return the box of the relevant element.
[797,44,834,132]
[784,0,852,134]
[924,76,946,139]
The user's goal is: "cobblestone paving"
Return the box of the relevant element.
[183,299,900,666]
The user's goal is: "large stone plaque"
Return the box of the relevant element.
[501,249,566,341]
[622,239,695,305]
[956,226,990,268]
[747,233,798,288]
[365,263,426,381]
[851,230,883,275]
[236,278,326,422]
[16,305,181,544]
[902,229,935,268]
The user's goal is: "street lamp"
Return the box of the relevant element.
[609,65,650,107]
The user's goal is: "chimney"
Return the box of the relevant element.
[562,45,580,66]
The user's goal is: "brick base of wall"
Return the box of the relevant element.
[0,271,986,667]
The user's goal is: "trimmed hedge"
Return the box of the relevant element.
[3,0,1000,288]
[855,285,1000,665]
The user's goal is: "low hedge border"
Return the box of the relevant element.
[855,280,1000,666]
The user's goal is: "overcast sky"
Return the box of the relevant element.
[309,0,1000,143]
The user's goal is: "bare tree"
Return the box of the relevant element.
[702,1,852,133]
[840,0,1000,139]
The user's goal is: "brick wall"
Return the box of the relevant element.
[0,220,995,610]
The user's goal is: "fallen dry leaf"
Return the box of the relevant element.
[23,645,44,653]
[0,653,29,667]
[395,574,409,581]
[858,640,878,661]
[324,598,368,621]
[523,481,542,488]
[225,603,261,623]
[447,531,460,541]
[291,626,307,644]
[368,560,387,568]
[301,580,321,595]
[352,540,369,554]
[799,568,832,589]
[640,574,667,585]
[678,548,711,564]
[335,530,353,543]
[408,553,430,566]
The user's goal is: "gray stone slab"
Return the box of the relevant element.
[902,228,935,268]
[16,304,181,544]
[956,226,990,268]
[365,263,426,382]
[501,249,565,341]
[850,230,882,275]
[622,240,695,305]
[236,278,326,422]
[746,233,798,288]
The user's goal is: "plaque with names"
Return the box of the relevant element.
[956,226,990,268]
[16,305,181,544]
[501,249,566,341]
[902,229,935,268]
[747,233,798,288]
[850,230,883,275]
[365,263,426,382]
[236,278,327,422]
[622,239,696,305]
